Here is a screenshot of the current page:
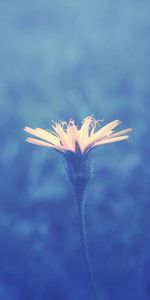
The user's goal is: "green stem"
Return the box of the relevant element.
[75,189,98,300]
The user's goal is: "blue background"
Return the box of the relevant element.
[0,0,149,299]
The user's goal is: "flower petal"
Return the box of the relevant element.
[24,127,60,145]
[107,128,132,139]
[79,116,92,139]
[52,123,74,151]
[93,135,129,147]
[66,120,79,151]
[78,116,93,152]
[25,138,66,152]
[35,128,60,145]
[90,120,121,143]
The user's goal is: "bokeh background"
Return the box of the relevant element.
[0,0,149,299]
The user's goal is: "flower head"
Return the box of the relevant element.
[24,116,132,190]
[24,116,132,155]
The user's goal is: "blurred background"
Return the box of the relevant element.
[0,0,149,299]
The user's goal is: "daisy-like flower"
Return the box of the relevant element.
[24,116,132,189]
[24,116,132,300]
[24,116,132,154]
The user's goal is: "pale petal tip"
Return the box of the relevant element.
[23,126,31,132]
[25,138,31,142]
[25,138,36,144]
[124,135,129,140]
[116,119,121,124]
[124,128,133,135]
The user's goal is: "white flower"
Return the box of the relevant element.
[24,116,132,154]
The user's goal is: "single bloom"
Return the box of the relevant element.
[24,116,132,155]
[24,116,132,300]
[24,116,132,189]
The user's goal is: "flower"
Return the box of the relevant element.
[24,116,132,189]
[23,116,132,299]
[24,116,132,155]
